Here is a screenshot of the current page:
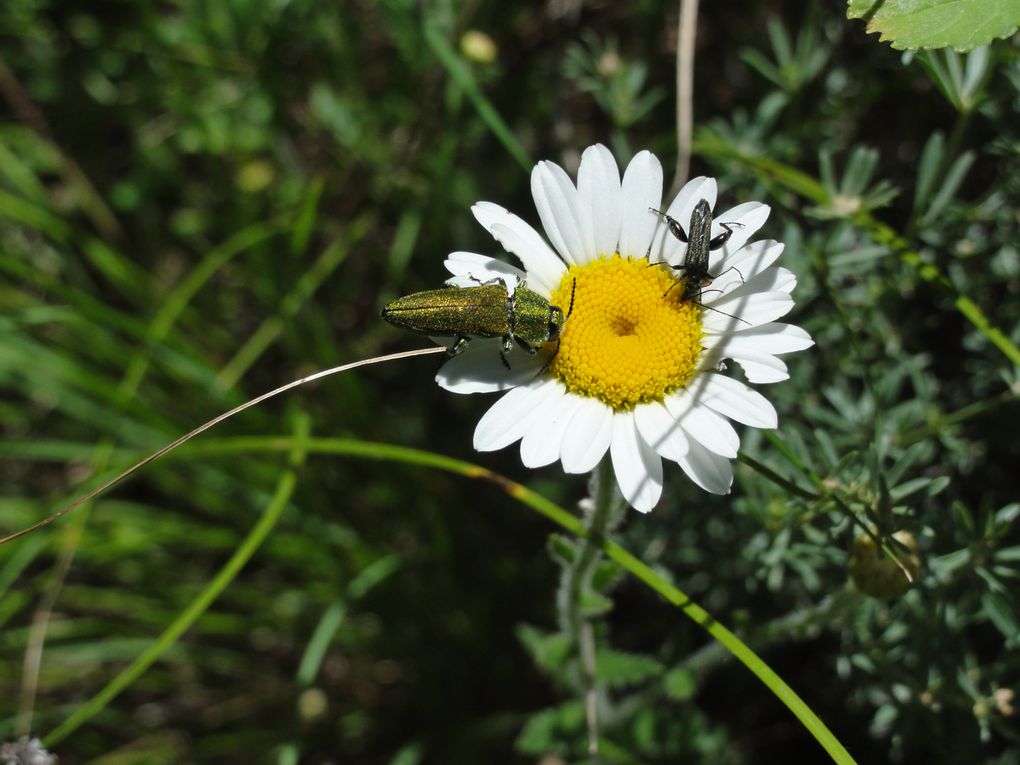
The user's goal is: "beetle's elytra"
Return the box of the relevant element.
[649,200,749,325]
[381,279,572,366]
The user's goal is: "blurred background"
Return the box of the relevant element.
[1,1,1018,763]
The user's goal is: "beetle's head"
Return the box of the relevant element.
[547,306,565,340]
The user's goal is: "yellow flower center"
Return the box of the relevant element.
[546,255,703,411]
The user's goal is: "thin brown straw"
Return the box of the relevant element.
[0,346,446,545]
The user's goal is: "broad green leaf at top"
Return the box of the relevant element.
[847,0,1020,51]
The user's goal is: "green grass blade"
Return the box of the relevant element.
[40,416,310,748]
[215,215,372,390]
[422,23,532,172]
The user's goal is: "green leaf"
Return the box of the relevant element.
[547,533,577,566]
[580,590,615,618]
[982,591,1020,645]
[663,666,698,701]
[516,624,572,672]
[846,0,1020,51]
[595,649,664,687]
[515,702,585,755]
[996,546,1020,562]
[590,558,624,592]
[387,743,423,765]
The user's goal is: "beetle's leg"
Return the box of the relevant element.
[536,337,561,377]
[506,290,517,338]
[648,207,689,243]
[515,338,538,354]
[709,221,744,251]
[448,335,471,356]
[646,208,688,263]
[709,263,745,285]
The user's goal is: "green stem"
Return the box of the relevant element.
[685,587,861,678]
[163,435,857,765]
[32,432,857,763]
[558,458,621,755]
[737,452,819,501]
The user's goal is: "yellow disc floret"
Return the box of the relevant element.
[547,255,703,411]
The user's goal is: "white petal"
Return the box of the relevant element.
[666,393,740,458]
[436,338,545,393]
[633,401,689,461]
[618,151,664,258]
[757,266,797,294]
[473,379,562,451]
[610,411,663,513]
[706,289,794,327]
[701,334,795,384]
[705,265,796,310]
[699,304,761,334]
[699,374,778,428]
[731,353,790,383]
[704,323,814,355]
[708,202,770,270]
[667,176,718,224]
[516,382,569,467]
[649,176,717,266]
[531,160,596,266]
[714,240,785,288]
[560,397,614,473]
[443,251,526,290]
[445,275,482,288]
[677,438,733,494]
[471,202,566,296]
[520,390,585,468]
[577,144,622,259]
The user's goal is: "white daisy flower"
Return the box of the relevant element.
[435,144,812,513]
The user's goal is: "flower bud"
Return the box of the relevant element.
[848,530,920,599]
[460,30,498,64]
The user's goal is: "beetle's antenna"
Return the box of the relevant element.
[0,346,447,546]
[697,302,751,325]
[661,277,685,299]
[537,279,575,378]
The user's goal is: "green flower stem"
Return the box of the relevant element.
[557,458,624,754]
[163,435,858,765]
[685,586,862,679]
[41,416,310,748]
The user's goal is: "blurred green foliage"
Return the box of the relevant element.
[1,1,1018,764]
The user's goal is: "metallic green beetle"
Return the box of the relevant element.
[381,279,573,366]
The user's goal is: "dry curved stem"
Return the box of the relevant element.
[670,0,699,198]
[0,347,446,546]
